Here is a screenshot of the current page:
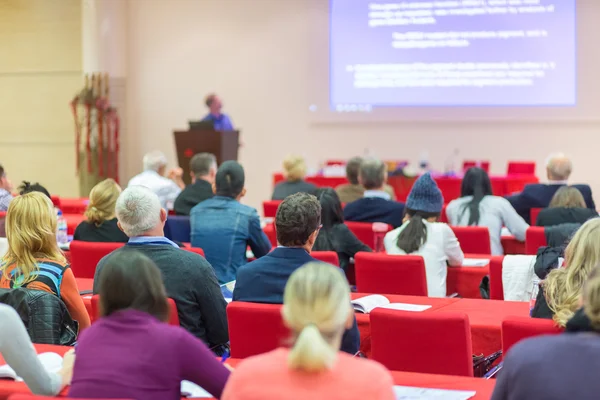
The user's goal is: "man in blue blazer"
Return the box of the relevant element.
[343,158,405,228]
[233,192,360,355]
[506,154,595,224]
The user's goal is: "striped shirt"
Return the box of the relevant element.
[0,188,13,211]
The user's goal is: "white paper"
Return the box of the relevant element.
[351,294,389,313]
[0,352,63,381]
[394,385,476,400]
[461,258,490,267]
[379,303,432,312]
[181,380,212,398]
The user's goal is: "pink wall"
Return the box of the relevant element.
[125,0,600,210]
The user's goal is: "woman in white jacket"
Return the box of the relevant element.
[385,173,464,297]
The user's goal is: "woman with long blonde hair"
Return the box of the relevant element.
[73,178,128,242]
[492,265,600,399]
[0,192,90,330]
[533,218,600,326]
[222,262,394,400]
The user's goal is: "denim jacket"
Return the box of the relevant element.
[190,196,271,283]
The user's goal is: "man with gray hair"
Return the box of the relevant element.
[128,150,185,209]
[173,153,217,215]
[506,153,595,223]
[335,156,397,203]
[343,158,405,228]
[93,185,229,353]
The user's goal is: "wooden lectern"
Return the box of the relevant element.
[173,128,240,185]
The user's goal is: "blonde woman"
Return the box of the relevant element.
[73,178,128,242]
[272,155,317,200]
[492,266,600,399]
[532,218,600,326]
[222,262,394,400]
[0,192,90,330]
[536,186,598,227]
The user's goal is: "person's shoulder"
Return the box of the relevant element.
[228,349,288,384]
[236,202,259,217]
[335,353,394,390]
[505,334,569,366]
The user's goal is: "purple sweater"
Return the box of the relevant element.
[68,309,230,400]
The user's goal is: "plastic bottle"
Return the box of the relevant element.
[56,210,68,245]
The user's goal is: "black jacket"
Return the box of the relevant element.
[545,223,581,248]
[174,179,214,216]
[0,288,77,345]
[536,207,598,227]
[313,223,372,270]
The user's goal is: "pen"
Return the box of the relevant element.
[220,353,229,363]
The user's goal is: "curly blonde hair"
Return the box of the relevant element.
[544,218,600,326]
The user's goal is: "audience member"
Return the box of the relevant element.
[0,164,12,211]
[506,153,595,223]
[335,156,396,203]
[0,304,74,395]
[128,150,185,209]
[532,218,600,325]
[223,262,394,400]
[174,152,216,215]
[272,155,317,200]
[202,93,234,131]
[18,181,51,199]
[71,251,230,400]
[191,161,271,283]
[93,186,228,351]
[446,167,528,255]
[343,158,404,228]
[312,188,371,270]
[73,178,129,243]
[0,192,90,329]
[536,186,598,227]
[384,173,464,297]
[233,192,360,354]
[492,265,600,400]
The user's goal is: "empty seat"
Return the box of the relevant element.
[354,252,427,296]
[69,241,124,279]
[507,161,536,175]
[262,200,282,218]
[525,226,547,255]
[371,309,474,376]
[502,316,563,354]
[451,226,492,255]
[462,161,490,173]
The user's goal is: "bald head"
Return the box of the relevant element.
[546,153,572,181]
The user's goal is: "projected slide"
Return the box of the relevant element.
[329,0,576,109]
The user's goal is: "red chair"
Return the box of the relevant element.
[530,207,543,225]
[354,253,428,296]
[371,309,474,376]
[91,295,179,325]
[451,226,492,255]
[63,213,86,235]
[489,256,505,300]
[439,204,448,223]
[502,316,563,354]
[183,247,205,257]
[227,302,290,358]
[69,241,125,279]
[345,221,392,250]
[525,227,547,255]
[50,195,61,208]
[262,200,282,218]
[310,251,340,266]
[462,161,490,173]
[507,161,536,175]
[433,177,462,202]
[263,224,277,246]
[325,159,346,166]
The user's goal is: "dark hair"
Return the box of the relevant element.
[18,181,51,200]
[0,164,5,178]
[359,158,386,190]
[313,188,344,251]
[346,157,363,185]
[215,161,245,198]
[276,192,321,247]
[459,167,493,226]
[190,153,216,177]
[98,250,169,322]
[205,93,217,107]
[396,209,440,254]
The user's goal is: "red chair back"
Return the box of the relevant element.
[355,253,428,296]
[50,195,61,208]
[525,227,547,255]
[507,161,536,175]
[310,251,340,266]
[371,309,473,376]
[262,200,282,218]
[462,161,490,173]
[451,226,492,255]
[489,256,505,300]
[345,221,392,250]
[325,159,346,166]
[502,316,563,354]
[183,246,205,257]
[530,208,543,225]
[69,241,125,279]
[91,295,179,326]
[227,302,290,358]
[433,177,462,202]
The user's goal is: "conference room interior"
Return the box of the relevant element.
[0,0,598,399]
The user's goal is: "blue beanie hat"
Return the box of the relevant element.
[406,173,444,213]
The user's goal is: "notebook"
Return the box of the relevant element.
[0,352,63,380]
[394,385,476,400]
[461,258,490,267]
[351,295,432,314]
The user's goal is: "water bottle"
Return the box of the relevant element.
[56,210,68,245]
